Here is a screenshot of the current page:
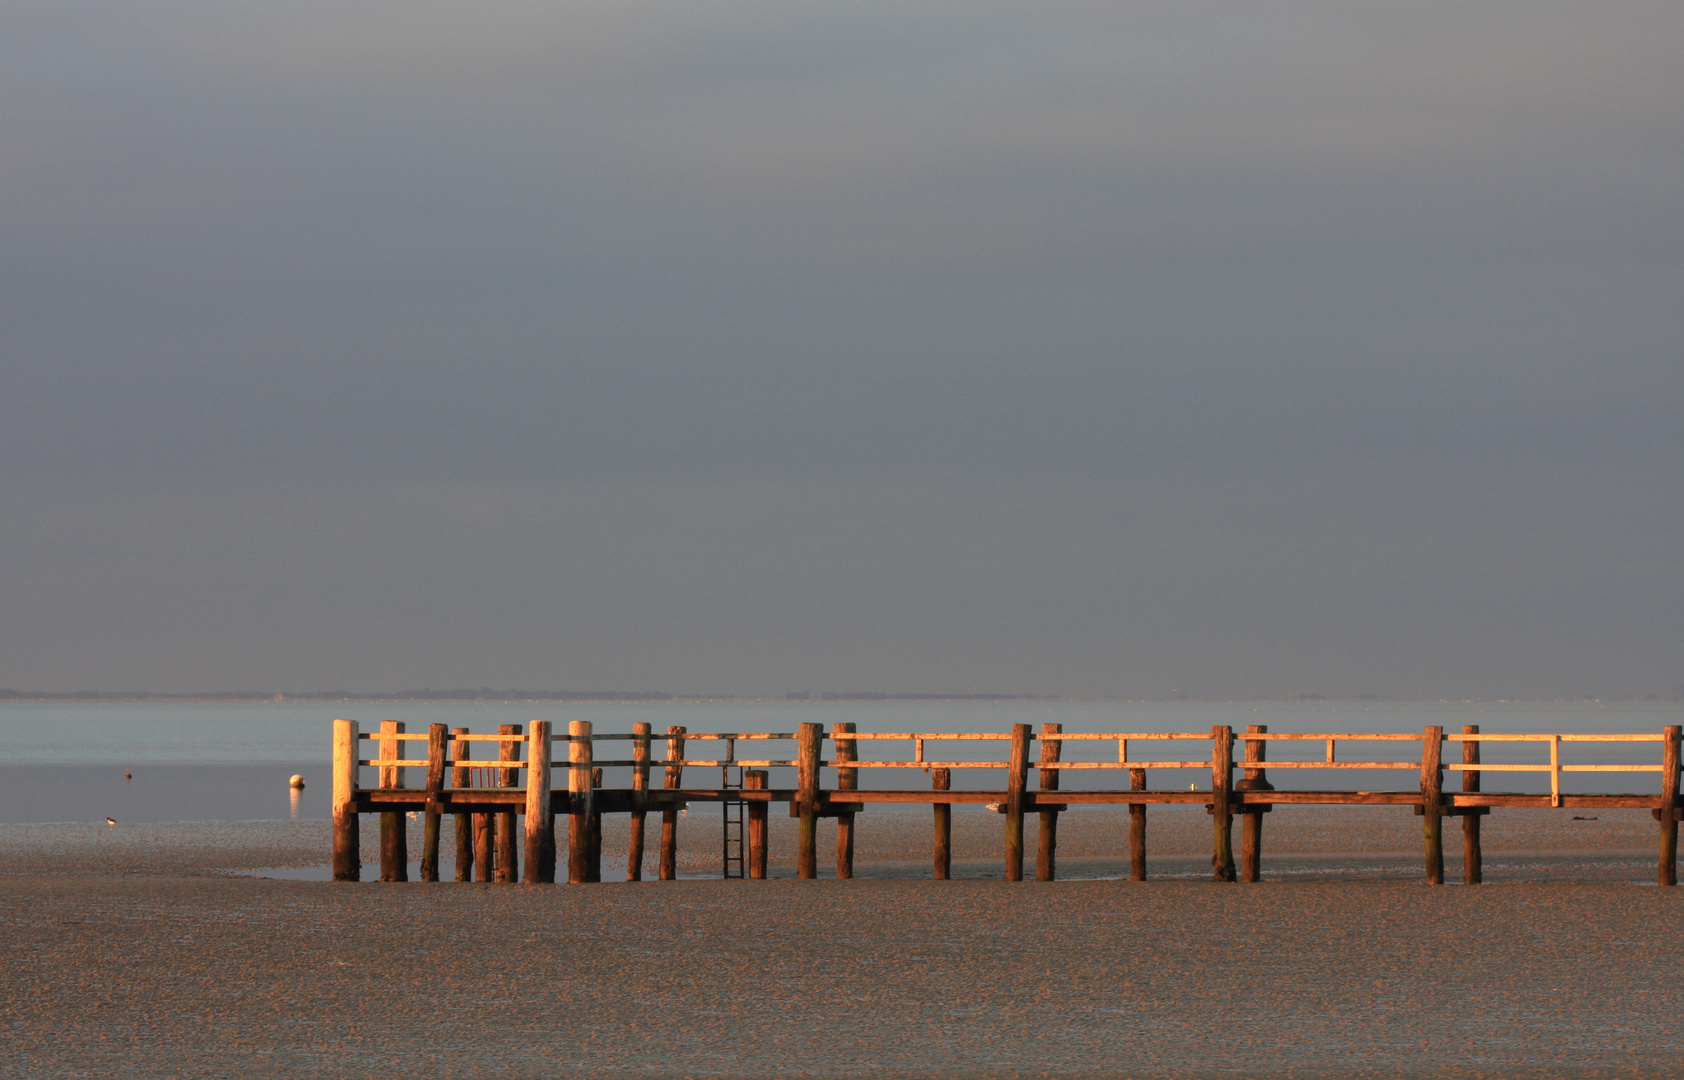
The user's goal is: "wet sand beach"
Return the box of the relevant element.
[4,812,1681,1078]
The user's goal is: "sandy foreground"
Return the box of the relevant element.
[3,808,1682,1078]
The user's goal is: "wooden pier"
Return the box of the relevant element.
[331,719,1684,885]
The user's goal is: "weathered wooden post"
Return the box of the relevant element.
[523,719,554,883]
[1036,722,1062,882]
[1462,725,1483,885]
[932,768,951,880]
[1421,725,1444,885]
[420,723,446,882]
[587,766,603,883]
[379,720,408,882]
[797,722,821,879]
[451,727,473,881]
[660,725,686,881]
[627,721,651,881]
[568,720,593,884]
[474,803,494,882]
[495,723,521,883]
[834,722,858,880]
[1129,767,1147,881]
[1660,725,1681,887]
[1237,724,1273,883]
[746,769,769,879]
[331,719,360,881]
[1210,725,1235,882]
[1005,723,1030,881]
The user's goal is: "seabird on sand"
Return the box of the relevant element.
[105,817,116,826]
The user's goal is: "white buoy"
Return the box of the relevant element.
[289,775,306,789]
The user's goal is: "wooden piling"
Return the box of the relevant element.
[932,768,951,880]
[331,719,360,881]
[1237,724,1273,883]
[1462,724,1482,885]
[1421,725,1444,885]
[451,727,472,882]
[1037,722,1062,882]
[523,719,554,883]
[568,720,594,885]
[1660,724,1680,887]
[495,724,520,883]
[588,766,603,883]
[746,769,769,879]
[660,726,686,881]
[379,720,408,882]
[627,722,651,881]
[834,722,857,880]
[420,723,446,882]
[1005,723,1030,881]
[474,809,493,882]
[797,722,821,879]
[1128,767,1147,881]
[1210,725,1235,882]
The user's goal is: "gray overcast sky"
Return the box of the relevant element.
[2,1,1680,698]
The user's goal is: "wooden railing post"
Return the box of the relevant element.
[568,720,593,884]
[1037,722,1062,882]
[1421,725,1444,885]
[331,719,360,881]
[523,719,554,883]
[746,769,769,879]
[1210,725,1235,882]
[834,722,858,880]
[420,723,446,882]
[1462,725,1483,885]
[1237,724,1273,883]
[932,768,951,880]
[451,727,472,881]
[1129,767,1147,881]
[495,724,521,883]
[1005,723,1030,881]
[379,720,408,883]
[797,722,821,879]
[660,726,686,881]
[1660,725,1680,886]
[627,722,651,881]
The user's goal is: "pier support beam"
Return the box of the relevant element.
[1004,724,1030,881]
[1129,767,1147,881]
[746,770,769,879]
[420,723,446,882]
[932,769,951,880]
[1462,725,1483,885]
[451,727,472,881]
[331,719,360,881]
[1237,724,1273,883]
[379,720,408,882]
[834,723,857,880]
[568,721,593,884]
[627,722,651,881]
[796,722,821,879]
[1210,725,1235,882]
[495,724,521,883]
[1037,723,1062,882]
[660,726,686,881]
[1421,725,1444,885]
[524,719,554,883]
[1660,725,1680,886]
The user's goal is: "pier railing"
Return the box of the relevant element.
[330,719,1684,887]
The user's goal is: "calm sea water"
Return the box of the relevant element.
[2,699,1678,824]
